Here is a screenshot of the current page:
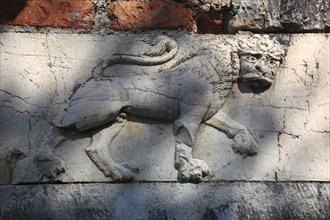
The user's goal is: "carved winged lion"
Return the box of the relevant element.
[35,35,285,183]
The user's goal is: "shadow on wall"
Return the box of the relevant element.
[0,1,179,184]
[0,32,183,184]
[0,0,27,23]
[1,2,329,219]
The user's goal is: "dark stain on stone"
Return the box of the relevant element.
[202,207,217,220]
[148,209,170,220]
[316,62,320,69]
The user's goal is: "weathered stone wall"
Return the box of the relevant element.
[1,183,329,220]
[1,0,329,219]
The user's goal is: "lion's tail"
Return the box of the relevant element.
[109,36,178,66]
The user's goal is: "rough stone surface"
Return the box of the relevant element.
[107,0,195,31]
[191,0,231,11]
[4,0,94,29]
[1,0,330,33]
[0,182,329,220]
[229,0,330,33]
[0,33,329,184]
[229,0,283,33]
[281,0,330,32]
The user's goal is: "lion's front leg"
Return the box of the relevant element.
[174,146,210,183]
[205,109,258,157]
[174,105,210,183]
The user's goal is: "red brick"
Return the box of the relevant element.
[6,0,94,29]
[107,0,195,31]
[197,19,223,34]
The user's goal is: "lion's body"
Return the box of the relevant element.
[62,51,236,132]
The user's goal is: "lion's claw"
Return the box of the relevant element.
[232,131,259,157]
[176,158,210,183]
[120,160,140,172]
[108,161,139,182]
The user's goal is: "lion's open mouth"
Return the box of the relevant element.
[240,73,273,88]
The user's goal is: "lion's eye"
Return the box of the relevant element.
[246,55,257,62]
[268,60,278,65]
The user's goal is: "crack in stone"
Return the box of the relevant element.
[277,132,282,163]
[21,70,41,89]
[0,105,34,117]
[309,129,330,134]
[45,35,58,95]
[0,90,49,108]
[131,86,179,101]
[129,86,207,108]
[259,104,308,111]
[318,102,330,107]
[3,50,95,62]
[234,104,308,111]
[27,120,33,152]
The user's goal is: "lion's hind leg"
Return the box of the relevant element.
[85,113,138,181]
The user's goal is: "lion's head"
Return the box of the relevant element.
[237,35,285,88]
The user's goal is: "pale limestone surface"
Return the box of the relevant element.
[0,33,329,184]
[216,34,330,181]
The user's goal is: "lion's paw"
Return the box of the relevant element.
[34,151,66,180]
[176,158,210,183]
[110,163,135,182]
[232,131,259,157]
[119,160,140,173]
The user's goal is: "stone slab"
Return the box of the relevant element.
[0,182,329,220]
[229,0,330,33]
[1,33,329,184]
[229,0,283,32]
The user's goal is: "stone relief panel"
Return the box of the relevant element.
[1,33,329,184]
[33,34,284,183]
